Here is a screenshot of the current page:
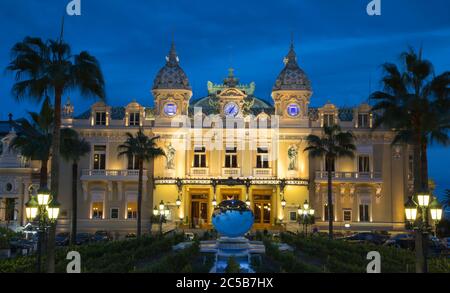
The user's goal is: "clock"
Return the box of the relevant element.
[287,103,300,117]
[163,102,178,117]
[224,102,239,117]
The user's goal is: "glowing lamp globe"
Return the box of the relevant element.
[37,187,51,206]
[212,200,254,238]
[429,198,443,221]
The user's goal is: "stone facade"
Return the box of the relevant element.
[0,42,412,237]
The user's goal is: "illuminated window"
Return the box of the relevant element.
[128,155,139,170]
[93,145,106,170]
[256,147,269,169]
[324,203,334,221]
[359,204,370,222]
[343,209,352,222]
[358,113,369,128]
[129,112,140,126]
[95,112,107,126]
[193,146,206,168]
[358,156,370,173]
[323,114,335,127]
[110,208,119,219]
[127,202,137,219]
[289,211,297,222]
[225,147,237,168]
[92,202,103,219]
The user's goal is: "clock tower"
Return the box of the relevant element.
[152,42,192,124]
[271,41,312,126]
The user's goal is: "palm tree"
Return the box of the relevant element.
[371,48,449,273]
[118,129,165,237]
[442,189,450,214]
[304,125,356,240]
[371,48,449,192]
[7,34,105,272]
[10,97,53,188]
[61,131,90,245]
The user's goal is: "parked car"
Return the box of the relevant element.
[9,237,35,255]
[55,232,70,246]
[383,233,415,248]
[341,232,387,245]
[125,233,136,240]
[385,234,445,254]
[93,231,112,242]
[443,237,450,249]
[75,233,93,245]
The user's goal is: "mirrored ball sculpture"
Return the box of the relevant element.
[212,200,254,238]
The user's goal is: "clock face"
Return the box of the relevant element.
[224,102,239,117]
[163,102,178,117]
[287,103,300,117]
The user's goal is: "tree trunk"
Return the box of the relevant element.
[70,162,78,246]
[40,158,48,188]
[420,142,429,191]
[327,157,333,240]
[137,159,143,238]
[413,143,421,193]
[47,87,62,273]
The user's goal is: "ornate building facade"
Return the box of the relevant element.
[0,42,412,237]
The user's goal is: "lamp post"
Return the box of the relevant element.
[24,187,59,273]
[404,192,443,273]
[298,200,315,237]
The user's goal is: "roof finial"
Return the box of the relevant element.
[228,67,234,78]
[290,31,294,49]
[166,36,179,65]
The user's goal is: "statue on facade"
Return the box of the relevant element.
[166,143,176,170]
[288,145,298,171]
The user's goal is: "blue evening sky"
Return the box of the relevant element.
[0,0,449,197]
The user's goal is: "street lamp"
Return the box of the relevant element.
[157,201,165,235]
[281,197,286,209]
[24,188,59,273]
[212,197,217,207]
[176,196,181,208]
[298,200,315,236]
[245,197,251,207]
[404,191,443,273]
[153,206,159,216]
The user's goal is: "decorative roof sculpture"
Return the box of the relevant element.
[273,42,312,92]
[152,42,191,91]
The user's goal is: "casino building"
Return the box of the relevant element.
[0,42,413,237]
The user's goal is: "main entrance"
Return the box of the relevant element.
[190,193,209,228]
[220,188,241,201]
[253,194,271,228]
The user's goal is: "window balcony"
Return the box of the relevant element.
[190,167,209,177]
[315,171,382,183]
[81,169,147,181]
[222,168,241,178]
[253,168,273,177]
